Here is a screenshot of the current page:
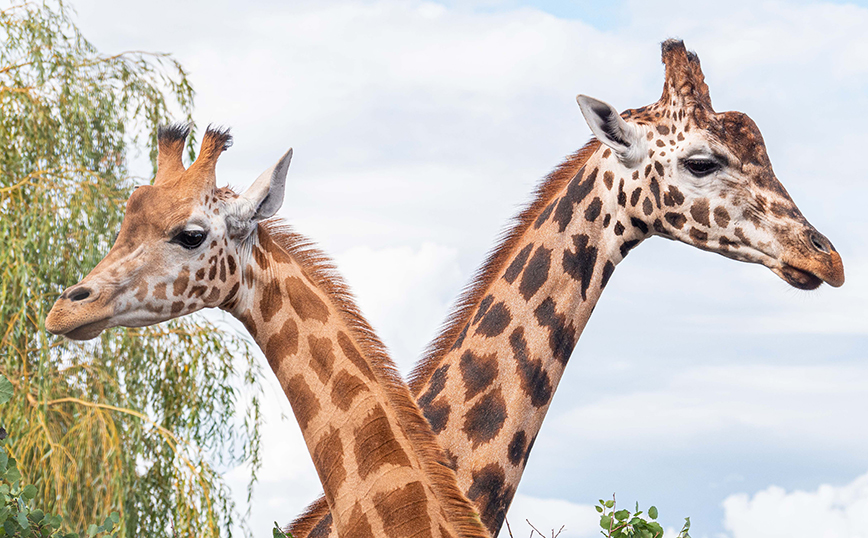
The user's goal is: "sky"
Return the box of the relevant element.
[62,0,868,537]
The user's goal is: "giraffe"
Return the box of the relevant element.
[286,39,845,538]
[45,125,490,538]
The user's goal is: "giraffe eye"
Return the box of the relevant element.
[171,230,207,250]
[683,158,720,177]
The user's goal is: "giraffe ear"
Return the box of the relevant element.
[227,148,292,235]
[577,95,644,167]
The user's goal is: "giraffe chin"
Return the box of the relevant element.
[61,319,111,341]
[777,264,823,290]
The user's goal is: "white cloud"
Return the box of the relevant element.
[549,363,868,451]
[335,242,463,371]
[723,472,868,538]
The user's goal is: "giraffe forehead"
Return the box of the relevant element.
[707,111,771,167]
[120,185,223,241]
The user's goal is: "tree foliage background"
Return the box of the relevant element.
[0,2,263,536]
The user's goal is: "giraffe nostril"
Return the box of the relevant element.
[69,287,92,302]
[809,233,830,254]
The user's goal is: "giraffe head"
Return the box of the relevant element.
[46,124,292,340]
[577,39,844,289]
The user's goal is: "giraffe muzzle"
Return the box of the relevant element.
[774,241,845,290]
[46,285,112,340]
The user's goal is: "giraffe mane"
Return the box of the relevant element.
[407,138,602,395]
[260,220,490,538]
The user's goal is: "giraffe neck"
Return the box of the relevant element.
[230,224,488,538]
[410,142,647,535]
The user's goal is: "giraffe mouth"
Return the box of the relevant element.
[777,263,823,290]
[61,319,112,341]
[45,304,112,341]
[49,319,109,340]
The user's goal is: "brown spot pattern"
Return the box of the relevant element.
[562,233,597,300]
[503,244,534,284]
[331,370,366,411]
[519,246,551,301]
[260,279,283,323]
[345,504,374,538]
[585,197,603,222]
[308,335,335,383]
[533,297,575,365]
[312,427,345,506]
[460,350,498,402]
[286,276,329,322]
[509,327,552,408]
[286,374,320,430]
[337,331,376,381]
[467,463,514,536]
[714,206,730,228]
[691,199,710,227]
[507,431,528,466]
[354,404,412,480]
[374,481,433,538]
[173,268,189,296]
[665,212,687,229]
[462,387,508,448]
[475,301,512,338]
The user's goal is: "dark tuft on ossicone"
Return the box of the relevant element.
[203,124,233,153]
[157,122,192,144]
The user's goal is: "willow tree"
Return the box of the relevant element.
[0,3,262,537]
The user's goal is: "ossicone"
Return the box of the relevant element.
[154,121,192,185]
[659,39,713,111]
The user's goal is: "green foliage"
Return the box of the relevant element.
[0,374,119,538]
[597,497,690,538]
[0,2,262,537]
[272,522,292,538]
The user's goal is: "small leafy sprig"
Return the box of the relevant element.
[597,496,690,538]
[272,522,293,538]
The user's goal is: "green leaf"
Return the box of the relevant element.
[605,500,615,508]
[596,505,604,513]
[600,515,612,529]
[22,484,37,500]
[17,511,30,529]
[614,509,630,521]
[109,513,119,525]
[28,510,44,523]
[0,376,13,405]
[4,467,20,485]
[86,524,98,537]
[273,522,291,538]
[48,515,62,528]
[648,506,658,519]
